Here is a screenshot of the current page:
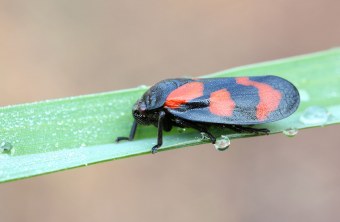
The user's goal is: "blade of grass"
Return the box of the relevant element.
[1,48,340,183]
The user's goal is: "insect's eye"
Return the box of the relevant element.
[133,109,144,118]
[139,102,146,112]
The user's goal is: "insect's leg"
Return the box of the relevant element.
[174,119,216,144]
[151,111,166,154]
[116,120,138,142]
[226,125,270,135]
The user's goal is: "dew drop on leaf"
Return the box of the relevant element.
[298,89,310,102]
[283,128,298,137]
[300,106,329,125]
[200,132,210,141]
[0,141,14,154]
[214,135,230,151]
[138,85,148,89]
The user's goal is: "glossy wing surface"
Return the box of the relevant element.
[165,76,300,125]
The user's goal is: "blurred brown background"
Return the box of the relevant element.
[0,0,340,221]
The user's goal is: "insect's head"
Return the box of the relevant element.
[133,98,146,122]
[132,79,191,125]
[132,98,159,125]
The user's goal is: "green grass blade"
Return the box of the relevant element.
[1,48,339,183]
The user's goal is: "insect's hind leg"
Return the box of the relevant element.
[225,125,270,135]
[174,119,216,144]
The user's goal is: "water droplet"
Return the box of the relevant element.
[300,106,329,125]
[57,120,64,126]
[214,135,230,151]
[298,89,310,102]
[329,90,338,97]
[80,143,86,147]
[28,120,35,126]
[177,128,186,133]
[138,85,148,89]
[0,141,13,154]
[283,128,298,137]
[200,132,210,141]
[55,142,59,148]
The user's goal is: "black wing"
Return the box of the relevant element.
[165,76,300,125]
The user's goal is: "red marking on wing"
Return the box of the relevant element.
[209,89,236,116]
[236,77,282,121]
[165,82,204,109]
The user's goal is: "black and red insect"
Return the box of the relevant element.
[116,75,300,153]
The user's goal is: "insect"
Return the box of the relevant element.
[116,75,300,153]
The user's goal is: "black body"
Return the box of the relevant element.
[116,76,300,153]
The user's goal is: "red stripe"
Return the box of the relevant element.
[165,82,204,109]
[209,89,236,116]
[236,77,282,121]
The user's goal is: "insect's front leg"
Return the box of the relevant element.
[151,111,166,154]
[116,120,138,142]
